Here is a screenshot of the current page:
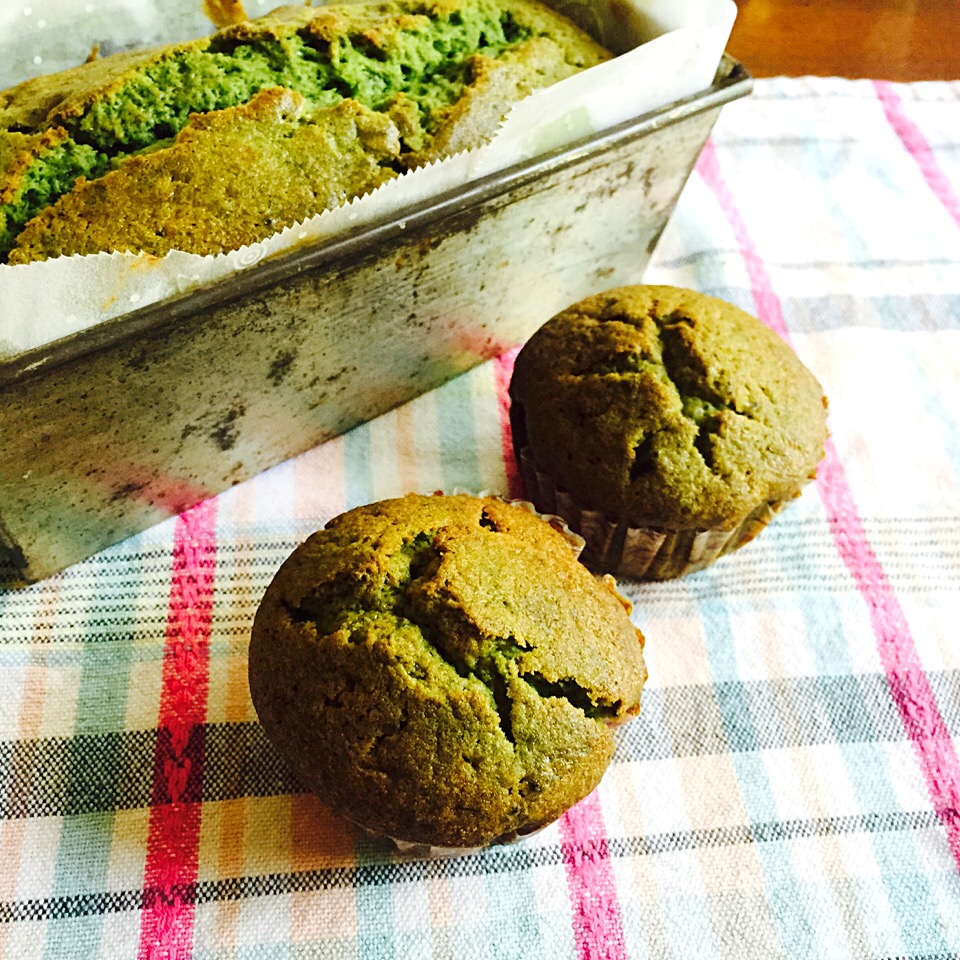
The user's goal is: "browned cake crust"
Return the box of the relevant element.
[13,90,400,262]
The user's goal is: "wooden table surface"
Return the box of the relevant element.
[727,0,960,81]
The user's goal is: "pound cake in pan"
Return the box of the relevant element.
[0,0,609,263]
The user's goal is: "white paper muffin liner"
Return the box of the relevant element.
[517,447,815,581]
[381,818,552,859]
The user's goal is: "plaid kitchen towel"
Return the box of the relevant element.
[2,75,960,959]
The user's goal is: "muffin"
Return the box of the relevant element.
[248,493,646,849]
[0,0,610,262]
[509,285,829,580]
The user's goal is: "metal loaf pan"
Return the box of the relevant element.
[0,57,751,585]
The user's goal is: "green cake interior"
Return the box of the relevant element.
[69,4,530,150]
[0,137,106,257]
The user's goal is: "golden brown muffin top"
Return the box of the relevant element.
[248,493,646,848]
[510,285,829,529]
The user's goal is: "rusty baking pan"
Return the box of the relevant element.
[0,56,751,585]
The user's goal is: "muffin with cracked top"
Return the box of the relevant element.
[509,285,829,580]
[248,493,646,850]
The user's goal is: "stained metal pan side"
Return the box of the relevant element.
[0,59,751,585]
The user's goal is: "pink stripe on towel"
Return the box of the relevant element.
[817,443,960,852]
[561,792,629,960]
[874,81,960,231]
[138,499,218,960]
[697,138,960,869]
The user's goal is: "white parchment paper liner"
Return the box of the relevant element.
[0,0,735,358]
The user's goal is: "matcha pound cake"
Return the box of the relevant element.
[0,0,610,263]
[248,493,647,849]
[509,285,829,580]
